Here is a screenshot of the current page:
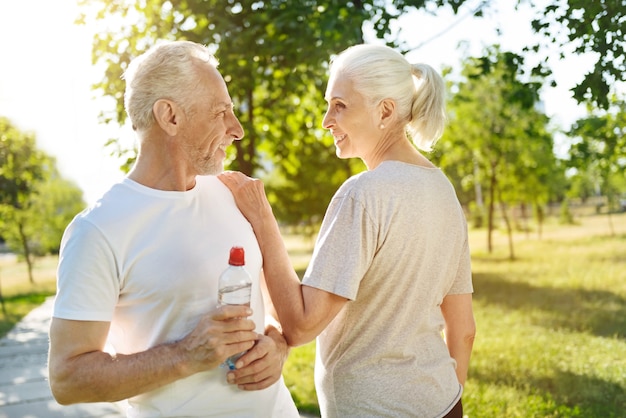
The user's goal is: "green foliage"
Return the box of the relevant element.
[440,46,562,254]
[26,177,86,254]
[0,176,85,257]
[468,201,485,228]
[567,97,626,213]
[0,117,47,209]
[530,0,625,109]
[0,117,86,283]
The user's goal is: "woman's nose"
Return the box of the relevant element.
[322,110,333,129]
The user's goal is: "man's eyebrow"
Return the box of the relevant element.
[213,101,234,111]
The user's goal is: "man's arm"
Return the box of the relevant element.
[48,305,257,404]
[440,293,476,386]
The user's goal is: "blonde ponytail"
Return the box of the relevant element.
[408,64,447,151]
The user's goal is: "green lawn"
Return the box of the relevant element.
[468,215,625,417]
[1,213,625,417]
[0,254,57,337]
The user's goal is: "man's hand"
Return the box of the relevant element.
[226,325,289,390]
[179,305,258,374]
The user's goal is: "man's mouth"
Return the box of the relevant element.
[218,141,232,152]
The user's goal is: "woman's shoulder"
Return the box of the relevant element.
[336,166,399,200]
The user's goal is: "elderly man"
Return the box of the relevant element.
[48,40,298,417]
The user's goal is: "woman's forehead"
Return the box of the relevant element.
[325,72,352,99]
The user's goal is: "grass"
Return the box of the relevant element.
[463,213,626,417]
[0,254,57,337]
[1,213,625,417]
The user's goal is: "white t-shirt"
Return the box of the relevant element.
[303,161,473,418]
[54,175,298,417]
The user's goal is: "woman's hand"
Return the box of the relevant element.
[218,171,273,228]
[226,325,289,390]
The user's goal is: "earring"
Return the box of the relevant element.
[379,123,385,129]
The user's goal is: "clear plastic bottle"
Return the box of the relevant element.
[218,246,253,369]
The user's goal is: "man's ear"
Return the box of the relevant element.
[152,99,180,136]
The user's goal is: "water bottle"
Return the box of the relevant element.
[218,246,253,370]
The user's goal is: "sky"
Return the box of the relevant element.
[0,0,599,206]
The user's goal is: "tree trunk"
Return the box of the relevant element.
[520,202,530,239]
[535,203,544,240]
[606,211,615,236]
[487,165,497,253]
[499,197,515,260]
[0,270,6,317]
[473,159,484,210]
[17,221,35,284]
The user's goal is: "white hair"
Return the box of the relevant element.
[123,40,219,131]
[329,44,446,151]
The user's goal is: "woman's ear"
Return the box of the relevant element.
[152,99,180,136]
[379,98,395,126]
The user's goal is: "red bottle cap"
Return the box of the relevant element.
[229,246,245,266]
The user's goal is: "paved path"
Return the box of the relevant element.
[0,297,317,417]
[0,297,125,417]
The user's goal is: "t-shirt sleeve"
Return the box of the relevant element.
[302,190,377,300]
[53,217,120,321]
[447,237,473,295]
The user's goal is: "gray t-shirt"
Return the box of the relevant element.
[303,161,473,418]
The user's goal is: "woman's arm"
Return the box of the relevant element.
[440,293,476,386]
[219,171,347,346]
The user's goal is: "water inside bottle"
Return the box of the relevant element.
[218,284,252,306]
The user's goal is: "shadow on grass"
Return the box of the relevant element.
[473,272,626,339]
[472,366,626,417]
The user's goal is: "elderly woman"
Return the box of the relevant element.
[220,44,476,418]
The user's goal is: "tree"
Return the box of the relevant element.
[567,96,626,235]
[0,117,85,283]
[0,118,47,283]
[76,0,474,226]
[0,118,46,210]
[438,47,561,258]
[529,0,626,109]
[26,176,86,254]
